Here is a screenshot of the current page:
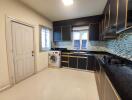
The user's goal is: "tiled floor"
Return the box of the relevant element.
[0,68,99,100]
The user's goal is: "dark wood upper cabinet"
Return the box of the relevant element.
[53,26,62,42]
[117,0,127,31]
[53,15,102,42]
[62,26,71,41]
[89,24,99,41]
[104,3,110,29]
[110,0,118,27]
[53,26,72,42]
[127,0,132,27]
[100,0,131,38]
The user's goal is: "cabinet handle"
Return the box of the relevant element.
[61,61,68,63]
[61,55,69,57]
[69,56,87,58]
[77,56,87,59]
[69,56,77,58]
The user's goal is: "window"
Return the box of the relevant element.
[40,26,51,51]
[73,26,89,50]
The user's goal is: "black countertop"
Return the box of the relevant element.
[61,49,132,99]
[98,57,132,100]
[61,49,109,54]
[106,64,132,100]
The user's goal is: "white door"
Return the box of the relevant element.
[12,21,35,83]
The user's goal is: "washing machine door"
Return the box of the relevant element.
[49,54,57,63]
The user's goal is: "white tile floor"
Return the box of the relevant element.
[0,68,99,100]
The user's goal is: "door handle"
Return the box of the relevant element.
[32,51,34,56]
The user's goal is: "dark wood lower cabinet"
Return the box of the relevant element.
[61,56,68,61]
[61,55,69,67]
[78,57,87,70]
[61,62,68,67]
[104,75,120,100]
[87,55,96,71]
[61,54,96,71]
[99,66,106,100]
[95,58,121,100]
[69,57,77,68]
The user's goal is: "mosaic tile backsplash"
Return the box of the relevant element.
[89,30,132,61]
[106,32,132,61]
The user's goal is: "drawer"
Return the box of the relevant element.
[61,56,68,61]
[61,62,68,67]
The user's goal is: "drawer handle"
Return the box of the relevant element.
[78,57,87,59]
[69,56,77,58]
[61,55,69,57]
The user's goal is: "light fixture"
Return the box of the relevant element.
[62,0,74,6]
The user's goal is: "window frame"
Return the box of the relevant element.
[39,25,52,52]
[72,28,89,50]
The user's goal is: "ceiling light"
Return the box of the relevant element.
[62,0,74,6]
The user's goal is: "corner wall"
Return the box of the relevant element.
[0,0,52,89]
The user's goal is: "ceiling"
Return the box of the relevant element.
[19,0,107,21]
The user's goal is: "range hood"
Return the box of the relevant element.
[102,25,118,40]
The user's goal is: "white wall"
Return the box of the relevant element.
[0,0,52,89]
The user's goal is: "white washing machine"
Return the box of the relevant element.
[48,51,61,68]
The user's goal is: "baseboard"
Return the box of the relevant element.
[0,83,11,92]
[37,67,48,73]
[62,67,95,73]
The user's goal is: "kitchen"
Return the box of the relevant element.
[0,0,132,100]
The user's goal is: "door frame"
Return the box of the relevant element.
[5,16,37,86]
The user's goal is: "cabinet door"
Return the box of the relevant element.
[87,55,96,71]
[110,0,118,27]
[104,75,120,100]
[53,26,62,42]
[62,26,71,41]
[61,62,68,67]
[61,55,69,67]
[89,24,99,41]
[69,56,77,68]
[104,3,110,28]
[99,67,106,100]
[117,0,127,31]
[78,56,87,70]
[127,0,132,27]
[61,55,68,61]
[95,62,102,100]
